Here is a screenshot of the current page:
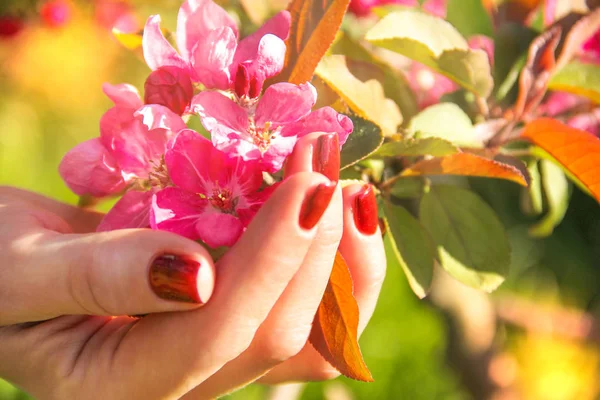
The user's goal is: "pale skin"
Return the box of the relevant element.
[0,133,387,400]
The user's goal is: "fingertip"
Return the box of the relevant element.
[342,183,380,237]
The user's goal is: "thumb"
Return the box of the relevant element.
[1,229,215,326]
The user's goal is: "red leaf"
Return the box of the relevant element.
[401,153,529,186]
[276,0,351,84]
[309,251,373,382]
[522,118,600,202]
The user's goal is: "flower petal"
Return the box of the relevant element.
[102,83,142,109]
[97,190,153,231]
[255,82,317,126]
[134,104,187,133]
[280,107,354,145]
[176,0,238,63]
[59,138,126,197]
[150,187,206,240]
[166,129,230,193]
[196,212,243,248]
[142,15,187,71]
[238,34,286,84]
[191,26,237,89]
[191,91,249,138]
[100,107,169,179]
[260,134,298,172]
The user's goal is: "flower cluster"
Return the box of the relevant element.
[59,0,353,248]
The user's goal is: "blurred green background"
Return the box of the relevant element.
[1,1,599,399]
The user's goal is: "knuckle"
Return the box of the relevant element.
[253,325,311,365]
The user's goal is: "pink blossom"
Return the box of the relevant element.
[566,110,600,136]
[468,35,495,66]
[407,63,458,109]
[349,0,446,17]
[59,83,186,230]
[40,0,72,28]
[142,0,290,97]
[192,82,353,172]
[582,28,600,64]
[150,130,271,248]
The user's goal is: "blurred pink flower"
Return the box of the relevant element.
[539,92,599,136]
[566,110,600,136]
[581,28,600,63]
[59,83,187,231]
[0,16,24,39]
[94,0,138,32]
[192,83,353,172]
[349,0,446,17]
[407,63,457,109]
[150,130,271,248]
[142,0,290,96]
[40,0,73,28]
[468,35,495,66]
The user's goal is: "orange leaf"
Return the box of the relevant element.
[401,153,528,186]
[277,0,351,84]
[309,251,373,382]
[522,118,600,202]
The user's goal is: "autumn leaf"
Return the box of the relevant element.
[401,153,528,186]
[309,251,373,382]
[276,0,351,84]
[521,118,600,202]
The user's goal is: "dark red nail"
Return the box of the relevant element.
[354,185,378,235]
[313,133,340,182]
[149,254,212,304]
[299,182,337,230]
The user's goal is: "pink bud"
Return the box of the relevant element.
[40,0,73,28]
[0,16,24,39]
[144,66,194,115]
[233,63,264,99]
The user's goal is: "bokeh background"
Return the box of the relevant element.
[0,1,599,399]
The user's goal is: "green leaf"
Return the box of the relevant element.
[410,103,482,148]
[390,177,427,198]
[316,55,403,135]
[383,202,435,298]
[419,185,511,292]
[519,159,544,216]
[549,61,600,104]
[330,33,419,121]
[446,0,493,38]
[375,137,459,157]
[529,159,571,237]
[340,114,385,169]
[365,10,494,97]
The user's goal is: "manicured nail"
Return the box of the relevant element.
[312,133,340,182]
[149,254,212,304]
[353,185,378,235]
[299,182,337,230]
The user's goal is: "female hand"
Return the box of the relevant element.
[0,132,385,399]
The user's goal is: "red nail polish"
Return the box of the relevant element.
[354,185,378,235]
[149,254,212,304]
[299,182,337,230]
[313,133,340,182]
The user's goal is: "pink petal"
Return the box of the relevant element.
[166,129,229,193]
[191,91,249,138]
[255,82,317,126]
[100,107,169,179]
[281,107,354,145]
[196,212,243,248]
[541,92,586,116]
[134,104,187,133]
[102,83,142,109]
[422,0,446,18]
[260,134,298,172]
[191,26,237,89]
[176,0,238,63]
[150,187,207,240]
[544,0,557,25]
[212,134,263,163]
[468,35,494,66]
[142,15,187,71]
[97,190,153,231]
[232,10,290,77]
[233,34,286,85]
[59,138,126,197]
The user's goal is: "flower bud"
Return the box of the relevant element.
[234,63,264,99]
[144,66,194,115]
[0,16,24,39]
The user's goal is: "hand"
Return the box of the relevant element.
[0,132,385,400]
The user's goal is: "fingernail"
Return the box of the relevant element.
[354,185,378,235]
[312,133,340,182]
[299,182,337,230]
[149,254,212,304]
